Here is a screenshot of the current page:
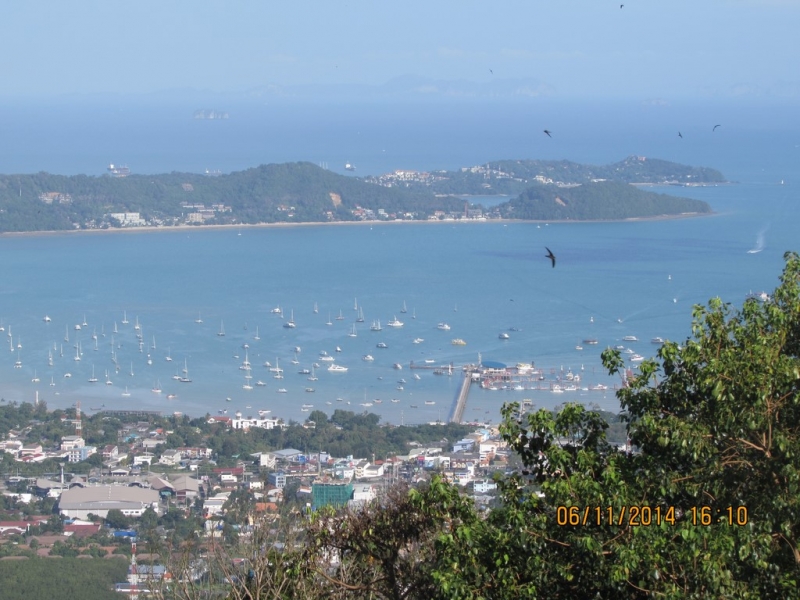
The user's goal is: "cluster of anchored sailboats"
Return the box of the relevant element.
[14,297,476,419]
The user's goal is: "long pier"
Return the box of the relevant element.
[448,372,473,424]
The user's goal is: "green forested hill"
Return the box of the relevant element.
[0,158,717,232]
[501,180,712,220]
[0,162,464,232]
[376,155,727,196]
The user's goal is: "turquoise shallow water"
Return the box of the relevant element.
[0,178,796,425]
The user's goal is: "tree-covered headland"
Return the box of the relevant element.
[0,156,715,232]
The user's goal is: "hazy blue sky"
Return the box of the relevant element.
[0,0,797,102]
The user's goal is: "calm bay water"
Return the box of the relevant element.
[0,100,797,425]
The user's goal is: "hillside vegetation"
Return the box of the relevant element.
[0,156,719,232]
[501,180,711,220]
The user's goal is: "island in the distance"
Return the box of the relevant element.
[0,156,717,233]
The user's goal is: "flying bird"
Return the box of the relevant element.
[489,69,493,75]
[678,132,683,138]
[543,129,552,138]
[713,124,721,131]
[620,4,624,7]
[545,247,556,268]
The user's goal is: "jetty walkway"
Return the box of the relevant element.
[448,371,473,424]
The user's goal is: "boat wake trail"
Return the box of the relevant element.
[747,225,768,254]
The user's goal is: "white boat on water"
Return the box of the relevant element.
[413,337,424,344]
[387,316,404,328]
[328,364,348,372]
[370,320,382,331]
[284,310,296,328]
[362,354,374,361]
[217,321,226,336]
[270,306,282,315]
[622,335,639,342]
[348,324,357,337]
[437,323,451,331]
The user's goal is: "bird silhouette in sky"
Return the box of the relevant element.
[543,130,552,137]
[545,247,556,268]
[620,4,624,8]
[678,132,683,138]
[713,124,721,131]
[489,69,493,75]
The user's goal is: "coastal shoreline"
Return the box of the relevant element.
[0,211,714,239]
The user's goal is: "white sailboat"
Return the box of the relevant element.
[349,324,357,337]
[122,310,129,325]
[326,313,333,326]
[195,311,203,324]
[254,326,260,341]
[308,364,318,381]
[313,302,319,314]
[284,310,296,328]
[166,347,173,362]
[88,365,98,383]
[180,359,192,382]
[400,300,407,314]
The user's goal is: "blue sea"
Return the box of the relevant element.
[0,98,797,425]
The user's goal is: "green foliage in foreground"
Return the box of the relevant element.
[0,557,129,600]
[202,252,800,600]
